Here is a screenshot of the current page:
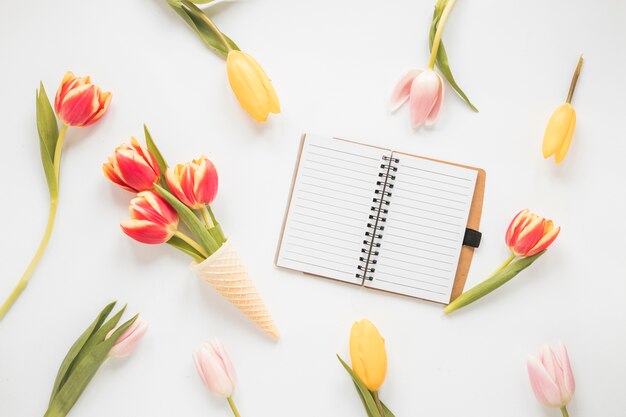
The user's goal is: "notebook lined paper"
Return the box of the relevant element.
[277,135,481,304]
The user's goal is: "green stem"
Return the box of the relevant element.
[200,206,215,228]
[560,406,570,417]
[174,231,209,258]
[207,205,218,225]
[566,55,584,104]
[53,124,69,180]
[444,253,516,314]
[227,396,241,417]
[372,391,385,417]
[428,0,457,70]
[181,0,232,53]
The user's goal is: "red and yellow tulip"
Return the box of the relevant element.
[121,191,179,244]
[103,138,161,193]
[54,71,111,127]
[166,156,218,210]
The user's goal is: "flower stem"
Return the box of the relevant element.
[443,253,516,314]
[53,124,69,180]
[174,231,209,258]
[428,0,457,70]
[200,206,215,228]
[181,0,232,53]
[560,406,570,417]
[227,396,241,417]
[566,55,584,104]
[372,391,385,417]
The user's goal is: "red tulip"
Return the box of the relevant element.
[165,156,218,209]
[121,191,178,244]
[505,209,560,257]
[54,71,111,127]
[103,138,161,193]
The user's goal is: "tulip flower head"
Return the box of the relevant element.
[107,315,148,358]
[103,137,161,193]
[390,69,444,128]
[226,50,280,122]
[121,191,179,244]
[542,55,583,164]
[166,156,218,209]
[527,341,575,411]
[193,341,237,398]
[54,71,111,127]
[505,209,560,258]
[350,319,387,391]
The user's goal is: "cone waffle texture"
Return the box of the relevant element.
[192,241,279,339]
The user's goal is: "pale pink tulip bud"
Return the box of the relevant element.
[165,156,219,209]
[390,68,444,128]
[121,191,179,244]
[54,71,111,127]
[527,341,576,409]
[107,315,148,358]
[505,209,560,257]
[193,341,237,398]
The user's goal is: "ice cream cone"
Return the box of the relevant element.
[192,241,279,339]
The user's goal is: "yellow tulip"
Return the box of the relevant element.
[542,55,583,164]
[226,50,280,122]
[349,319,387,391]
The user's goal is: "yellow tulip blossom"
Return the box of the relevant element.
[226,50,280,122]
[350,319,387,391]
[542,55,583,164]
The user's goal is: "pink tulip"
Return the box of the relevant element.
[527,341,576,410]
[166,156,219,209]
[103,138,161,193]
[505,209,560,257]
[54,71,111,127]
[193,341,237,398]
[390,69,444,128]
[107,315,148,358]
[121,191,179,244]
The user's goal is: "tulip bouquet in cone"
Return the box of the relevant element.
[337,320,395,417]
[445,209,560,314]
[103,126,279,339]
[166,0,280,122]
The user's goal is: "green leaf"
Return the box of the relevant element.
[337,355,382,417]
[445,251,546,314]
[143,124,168,176]
[36,83,60,197]
[49,302,116,405]
[155,185,219,255]
[354,383,376,417]
[428,1,478,112]
[45,314,138,417]
[169,0,240,59]
[167,235,205,262]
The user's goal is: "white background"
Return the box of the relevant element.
[0,0,624,416]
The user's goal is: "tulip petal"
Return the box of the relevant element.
[513,216,545,256]
[543,104,575,159]
[108,316,148,358]
[58,84,99,126]
[389,69,421,112]
[409,70,441,128]
[505,209,529,246]
[527,222,559,256]
[121,219,172,244]
[527,355,562,408]
[555,109,576,164]
[558,341,576,401]
[425,73,444,126]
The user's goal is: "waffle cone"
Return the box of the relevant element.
[192,241,279,339]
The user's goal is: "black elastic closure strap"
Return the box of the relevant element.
[463,228,482,248]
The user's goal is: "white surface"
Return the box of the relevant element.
[0,1,625,416]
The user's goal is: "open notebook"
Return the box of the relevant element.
[276,134,486,304]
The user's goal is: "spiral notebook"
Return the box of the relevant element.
[276,134,486,304]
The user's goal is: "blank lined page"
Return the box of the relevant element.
[276,135,390,283]
[366,153,478,303]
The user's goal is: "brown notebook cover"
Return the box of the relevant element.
[276,134,486,304]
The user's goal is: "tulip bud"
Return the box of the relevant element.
[226,50,280,122]
[54,71,111,127]
[107,315,148,358]
[121,191,179,244]
[505,209,560,257]
[349,319,387,391]
[527,341,576,409]
[193,341,237,398]
[165,156,218,209]
[103,137,161,193]
[390,69,444,128]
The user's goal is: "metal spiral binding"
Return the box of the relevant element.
[356,155,399,282]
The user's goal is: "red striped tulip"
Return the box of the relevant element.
[527,341,575,412]
[506,209,560,257]
[121,191,178,244]
[193,341,237,398]
[103,138,161,193]
[390,69,444,128]
[165,156,218,209]
[54,71,111,127]
[107,315,148,358]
